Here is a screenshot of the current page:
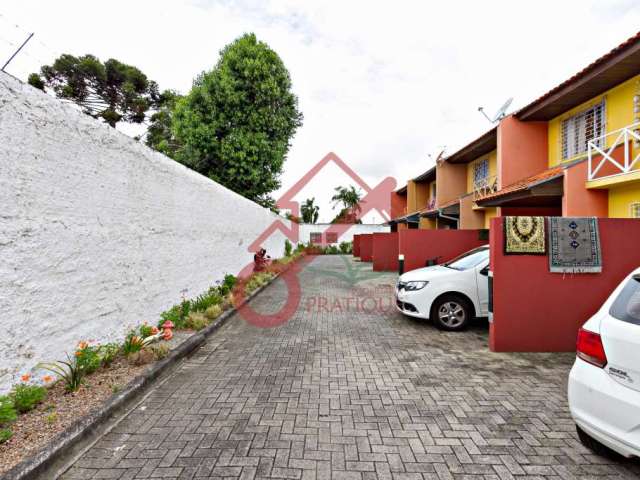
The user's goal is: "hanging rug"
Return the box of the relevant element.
[504,216,546,254]
[549,217,602,273]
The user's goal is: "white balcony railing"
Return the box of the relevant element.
[588,123,640,181]
[473,175,498,200]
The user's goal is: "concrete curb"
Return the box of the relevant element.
[1,265,291,480]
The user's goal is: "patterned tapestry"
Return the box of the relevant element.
[504,216,546,254]
[549,217,602,273]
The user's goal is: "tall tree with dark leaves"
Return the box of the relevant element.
[145,89,183,157]
[172,33,303,208]
[301,198,320,223]
[28,54,160,127]
[331,186,364,224]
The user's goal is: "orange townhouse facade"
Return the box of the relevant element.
[475,32,640,217]
[389,167,437,230]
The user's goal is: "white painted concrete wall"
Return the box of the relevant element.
[297,223,388,245]
[0,73,290,391]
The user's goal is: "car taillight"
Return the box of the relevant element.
[576,328,607,368]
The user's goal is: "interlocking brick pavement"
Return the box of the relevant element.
[60,256,640,479]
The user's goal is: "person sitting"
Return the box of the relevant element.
[253,248,271,272]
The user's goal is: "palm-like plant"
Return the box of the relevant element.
[331,186,364,222]
[301,198,320,224]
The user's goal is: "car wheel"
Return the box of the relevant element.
[576,426,612,457]
[432,294,472,331]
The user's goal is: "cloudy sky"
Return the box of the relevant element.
[2,1,640,221]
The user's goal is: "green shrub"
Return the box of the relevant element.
[204,304,223,320]
[219,274,237,296]
[191,288,222,313]
[10,384,47,413]
[0,428,12,444]
[185,312,209,331]
[245,272,275,294]
[139,324,155,338]
[325,245,339,255]
[122,330,144,355]
[0,396,17,426]
[76,345,102,374]
[284,239,293,257]
[38,355,84,392]
[149,343,170,360]
[160,304,182,327]
[295,242,305,253]
[160,298,191,329]
[339,241,352,254]
[99,343,121,367]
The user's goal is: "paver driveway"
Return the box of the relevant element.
[61,255,640,480]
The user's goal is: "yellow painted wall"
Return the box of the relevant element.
[465,149,498,193]
[548,74,640,167]
[407,180,430,212]
[415,182,429,210]
[429,181,437,202]
[608,182,640,217]
[483,207,498,229]
[406,181,417,212]
[419,217,437,229]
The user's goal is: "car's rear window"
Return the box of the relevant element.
[609,275,640,326]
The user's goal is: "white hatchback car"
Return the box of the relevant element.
[568,269,640,458]
[395,245,489,330]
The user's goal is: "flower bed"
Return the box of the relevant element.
[0,247,307,476]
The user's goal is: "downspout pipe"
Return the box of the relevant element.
[438,209,459,229]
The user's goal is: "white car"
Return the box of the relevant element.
[395,245,489,330]
[568,268,640,458]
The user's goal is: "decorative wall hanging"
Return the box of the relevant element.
[504,216,546,254]
[549,217,602,273]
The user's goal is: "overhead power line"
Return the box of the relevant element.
[1,32,33,73]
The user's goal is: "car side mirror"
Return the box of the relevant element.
[479,266,489,277]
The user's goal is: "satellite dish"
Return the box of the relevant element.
[428,147,447,164]
[478,97,513,123]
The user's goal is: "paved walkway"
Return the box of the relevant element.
[61,256,640,479]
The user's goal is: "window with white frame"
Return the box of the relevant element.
[561,101,606,160]
[630,202,640,218]
[473,158,489,185]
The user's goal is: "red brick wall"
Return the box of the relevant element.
[372,232,399,271]
[490,217,640,352]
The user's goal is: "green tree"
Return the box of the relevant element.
[145,89,183,157]
[28,54,160,127]
[172,33,303,207]
[331,185,364,223]
[301,198,319,223]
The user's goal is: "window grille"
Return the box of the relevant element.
[473,158,489,184]
[561,101,606,160]
[630,202,640,218]
[310,232,322,244]
[326,232,338,244]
